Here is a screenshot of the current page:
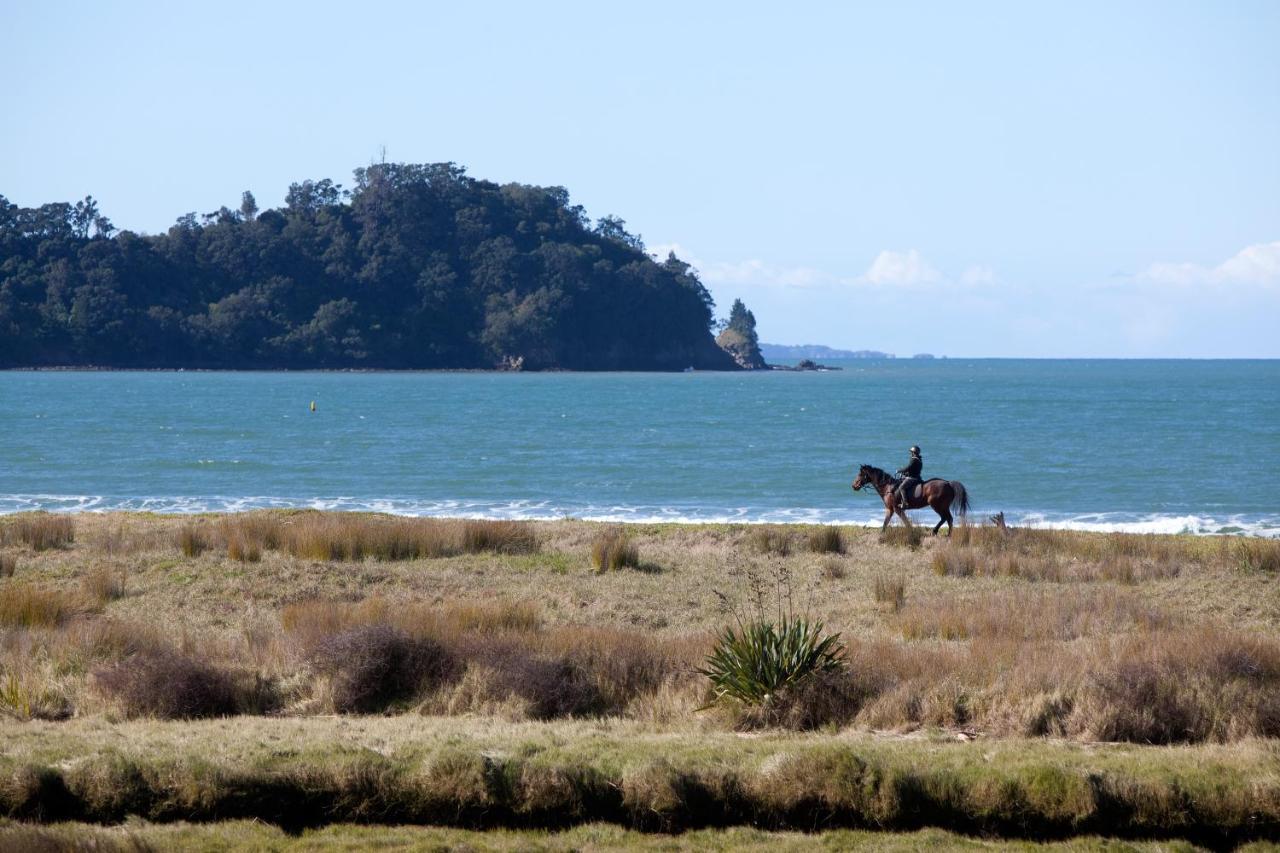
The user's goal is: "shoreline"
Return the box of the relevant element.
[0,505,1276,538]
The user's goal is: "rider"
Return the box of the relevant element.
[893,445,923,510]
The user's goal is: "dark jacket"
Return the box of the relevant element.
[897,455,922,480]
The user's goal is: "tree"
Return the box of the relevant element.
[239,191,258,221]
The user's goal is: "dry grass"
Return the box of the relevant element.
[590,527,640,572]
[820,558,846,580]
[872,575,905,612]
[0,585,81,628]
[80,566,126,605]
[878,525,922,550]
[897,588,1170,641]
[176,525,207,557]
[806,526,845,554]
[746,526,791,556]
[0,513,74,551]
[0,553,15,578]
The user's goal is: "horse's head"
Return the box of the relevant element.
[852,464,871,491]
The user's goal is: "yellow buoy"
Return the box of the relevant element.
[310,401,316,412]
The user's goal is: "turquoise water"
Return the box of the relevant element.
[2,361,1277,535]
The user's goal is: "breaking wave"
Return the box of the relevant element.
[1,494,1276,537]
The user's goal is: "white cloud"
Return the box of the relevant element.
[862,249,940,285]
[960,264,996,285]
[1141,240,1280,287]
[649,243,826,288]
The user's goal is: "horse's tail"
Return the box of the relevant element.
[949,481,970,518]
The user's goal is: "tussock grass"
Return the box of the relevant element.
[590,527,640,572]
[879,525,922,549]
[0,553,15,578]
[872,575,905,612]
[746,526,791,556]
[208,512,539,561]
[806,526,845,554]
[820,557,846,580]
[1229,536,1280,573]
[81,566,126,605]
[0,585,81,628]
[176,524,207,557]
[0,513,74,551]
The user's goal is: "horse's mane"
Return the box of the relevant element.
[860,463,891,479]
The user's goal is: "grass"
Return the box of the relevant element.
[0,585,81,628]
[590,527,641,572]
[0,554,14,579]
[0,820,1231,851]
[873,575,906,612]
[807,525,845,554]
[2,512,1280,841]
[1,717,1277,842]
[0,514,74,551]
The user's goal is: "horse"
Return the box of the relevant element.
[851,464,970,535]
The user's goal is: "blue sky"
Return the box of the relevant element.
[3,1,1278,356]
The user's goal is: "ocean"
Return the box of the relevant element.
[2,360,1277,536]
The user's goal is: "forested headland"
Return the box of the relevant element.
[0,163,738,371]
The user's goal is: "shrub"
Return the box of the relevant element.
[82,566,126,604]
[462,520,538,554]
[699,616,844,707]
[591,528,640,572]
[873,575,906,612]
[0,513,74,550]
[177,525,207,557]
[311,624,457,713]
[94,650,237,719]
[807,526,845,554]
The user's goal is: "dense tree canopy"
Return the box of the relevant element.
[0,163,736,370]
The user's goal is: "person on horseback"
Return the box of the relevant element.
[893,445,923,510]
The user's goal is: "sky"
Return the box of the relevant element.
[3,1,1278,357]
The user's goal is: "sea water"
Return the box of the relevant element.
[2,360,1277,536]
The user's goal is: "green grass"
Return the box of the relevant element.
[0,819,1226,851]
[1,717,1277,843]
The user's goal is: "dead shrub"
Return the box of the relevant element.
[0,513,74,551]
[82,566,126,604]
[735,667,876,731]
[94,649,237,718]
[747,526,791,556]
[462,519,538,554]
[311,624,458,713]
[873,575,906,612]
[807,526,845,554]
[591,528,640,572]
[0,585,80,628]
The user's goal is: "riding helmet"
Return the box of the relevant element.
[909,445,921,455]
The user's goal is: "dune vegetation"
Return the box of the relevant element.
[1,511,1278,847]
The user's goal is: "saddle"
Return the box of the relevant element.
[895,477,938,506]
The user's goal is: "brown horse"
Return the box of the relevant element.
[852,464,970,535]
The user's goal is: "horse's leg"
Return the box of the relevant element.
[882,505,894,529]
[896,507,913,528]
[932,508,945,536]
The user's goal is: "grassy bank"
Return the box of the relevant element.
[2,717,1279,844]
